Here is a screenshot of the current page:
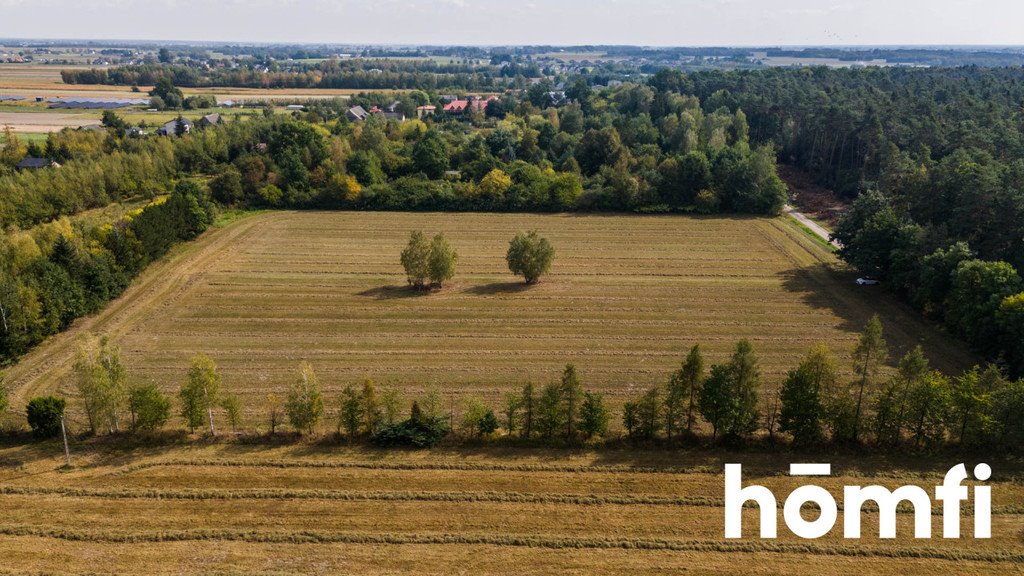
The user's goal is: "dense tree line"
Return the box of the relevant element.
[0,180,213,364]
[643,66,1024,377]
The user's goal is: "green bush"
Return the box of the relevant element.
[26,396,66,438]
[372,416,450,448]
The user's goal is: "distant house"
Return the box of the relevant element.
[471,95,499,111]
[443,100,470,114]
[16,157,59,170]
[438,94,458,103]
[286,104,305,111]
[382,112,406,122]
[199,113,221,128]
[124,126,145,138]
[347,106,370,122]
[416,105,436,119]
[385,100,402,113]
[156,117,193,136]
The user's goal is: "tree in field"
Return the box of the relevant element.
[779,344,837,446]
[949,365,1003,445]
[725,339,761,437]
[380,386,403,427]
[179,354,221,435]
[127,384,171,431]
[26,396,65,438]
[905,371,952,448]
[478,409,499,436]
[535,382,564,440]
[428,233,458,288]
[636,387,662,441]
[851,315,888,442]
[222,394,243,433]
[665,344,704,441]
[338,385,363,440]
[400,231,431,289]
[873,346,929,446]
[560,364,583,439]
[622,401,639,439]
[361,379,382,435]
[520,383,536,439]
[73,335,128,435]
[989,377,1024,448]
[506,231,555,284]
[265,393,283,434]
[286,361,324,434]
[698,364,733,440]
[502,391,522,436]
[579,392,609,439]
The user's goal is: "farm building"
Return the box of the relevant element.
[16,157,59,170]
[156,117,193,136]
[199,113,221,128]
[416,105,436,119]
[347,106,370,122]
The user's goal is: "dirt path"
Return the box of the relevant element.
[2,212,272,408]
[785,204,841,249]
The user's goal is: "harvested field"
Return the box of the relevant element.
[0,110,96,132]
[0,443,1016,574]
[3,211,975,426]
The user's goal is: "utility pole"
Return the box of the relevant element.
[60,416,71,467]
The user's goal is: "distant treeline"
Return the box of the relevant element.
[60,59,543,91]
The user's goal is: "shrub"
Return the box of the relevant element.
[26,396,66,438]
[372,416,450,448]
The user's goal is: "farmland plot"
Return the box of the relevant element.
[0,443,1016,575]
[3,211,974,424]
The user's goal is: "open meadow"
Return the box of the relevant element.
[0,441,1018,574]
[3,211,975,425]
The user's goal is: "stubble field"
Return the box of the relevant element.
[0,210,1008,575]
[4,210,974,424]
[0,442,1018,574]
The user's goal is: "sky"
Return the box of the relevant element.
[0,0,1022,46]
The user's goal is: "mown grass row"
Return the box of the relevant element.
[0,486,719,507]
[120,458,1012,482]
[120,458,719,475]
[9,485,1022,515]
[0,526,1020,563]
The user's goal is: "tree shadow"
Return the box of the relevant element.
[464,281,533,296]
[356,285,431,300]
[777,263,977,376]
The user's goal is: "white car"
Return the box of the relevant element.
[856,277,880,286]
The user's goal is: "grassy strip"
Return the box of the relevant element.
[121,458,720,475]
[786,216,838,252]
[10,485,1022,515]
[0,525,1019,562]
[121,458,1003,482]
[0,485,719,507]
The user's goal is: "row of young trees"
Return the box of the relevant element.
[9,318,1024,452]
[621,316,1024,451]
